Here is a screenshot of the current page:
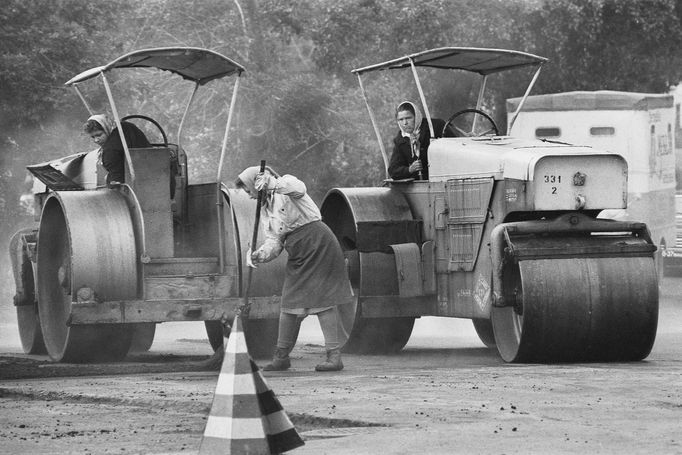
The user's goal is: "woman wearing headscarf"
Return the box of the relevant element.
[83,114,151,184]
[387,101,445,180]
[235,165,354,372]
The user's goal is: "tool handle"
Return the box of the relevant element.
[240,160,266,318]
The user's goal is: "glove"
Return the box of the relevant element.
[255,172,275,192]
[246,248,258,268]
[408,160,422,174]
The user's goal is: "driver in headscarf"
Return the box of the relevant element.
[83,114,150,185]
[387,101,445,180]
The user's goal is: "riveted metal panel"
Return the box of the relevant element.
[448,224,485,271]
[446,178,494,222]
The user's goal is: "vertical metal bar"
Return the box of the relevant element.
[217,76,240,183]
[357,73,389,178]
[216,75,241,274]
[101,73,135,183]
[507,65,543,135]
[473,75,488,132]
[409,59,434,138]
[177,83,199,152]
[73,85,94,115]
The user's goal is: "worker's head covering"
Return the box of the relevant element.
[235,165,280,194]
[395,101,423,158]
[86,114,116,137]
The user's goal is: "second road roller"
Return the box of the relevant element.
[321,47,659,362]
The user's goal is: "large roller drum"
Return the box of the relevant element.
[322,188,416,354]
[37,191,136,362]
[9,229,46,354]
[492,249,658,363]
[129,323,156,352]
[204,189,285,358]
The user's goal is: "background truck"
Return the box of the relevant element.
[506,90,676,275]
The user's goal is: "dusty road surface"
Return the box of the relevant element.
[1,278,682,455]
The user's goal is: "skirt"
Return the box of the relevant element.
[281,220,354,310]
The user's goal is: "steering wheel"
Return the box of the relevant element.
[122,114,168,147]
[442,108,499,138]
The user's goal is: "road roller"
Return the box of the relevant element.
[9,47,287,362]
[321,47,659,362]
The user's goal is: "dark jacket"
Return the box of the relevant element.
[101,121,151,183]
[388,118,445,180]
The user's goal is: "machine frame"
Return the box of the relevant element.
[10,48,286,362]
[320,47,659,362]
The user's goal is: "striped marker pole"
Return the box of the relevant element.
[199,315,304,454]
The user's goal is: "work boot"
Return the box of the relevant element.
[315,349,344,372]
[263,348,291,371]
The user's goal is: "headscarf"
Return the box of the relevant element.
[396,101,423,159]
[236,165,281,195]
[87,114,116,137]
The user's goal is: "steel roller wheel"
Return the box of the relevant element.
[472,318,496,349]
[11,229,47,354]
[322,189,417,354]
[37,192,136,362]
[205,319,278,359]
[129,323,156,352]
[205,320,227,351]
[342,316,414,354]
[216,189,288,358]
[491,256,658,363]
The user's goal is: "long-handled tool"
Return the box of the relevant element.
[239,159,266,324]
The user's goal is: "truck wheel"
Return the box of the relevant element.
[492,256,658,363]
[37,192,135,362]
[472,318,496,348]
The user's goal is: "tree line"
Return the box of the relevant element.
[1,0,681,252]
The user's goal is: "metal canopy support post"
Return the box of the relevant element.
[507,64,543,135]
[177,82,199,152]
[73,86,94,116]
[473,75,488,132]
[216,75,241,274]
[101,73,135,183]
[357,73,389,178]
[409,59,434,138]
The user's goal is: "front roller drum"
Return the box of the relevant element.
[9,229,46,354]
[492,256,658,363]
[37,191,136,362]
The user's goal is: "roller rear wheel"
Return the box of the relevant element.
[472,319,496,348]
[205,318,279,359]
[342,316,414,354]
[492,257,658,363]
[129,323,156,352]
[37,193,136,362]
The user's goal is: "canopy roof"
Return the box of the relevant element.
[352,47,547,76]
[65,47,245,86]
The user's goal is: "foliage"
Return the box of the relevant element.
[0,0,681,247]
